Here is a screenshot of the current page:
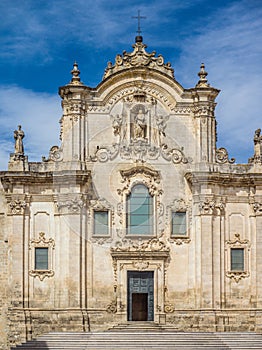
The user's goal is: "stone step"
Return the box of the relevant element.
[12,331,262,350]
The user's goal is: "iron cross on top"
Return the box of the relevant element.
[132,10,146,35]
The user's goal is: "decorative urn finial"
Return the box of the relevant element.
[196,63,209,87]
[70,62,83,85]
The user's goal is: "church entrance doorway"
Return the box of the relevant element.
[127,271,154,321]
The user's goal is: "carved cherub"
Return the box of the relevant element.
[112,114,123,136]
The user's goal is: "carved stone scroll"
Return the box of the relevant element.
[216,147,235,164]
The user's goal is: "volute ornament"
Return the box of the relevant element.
[216,147,235,164]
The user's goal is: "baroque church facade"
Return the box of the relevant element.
[0,35,262,348]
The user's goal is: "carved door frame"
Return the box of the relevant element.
[111,250,169,324]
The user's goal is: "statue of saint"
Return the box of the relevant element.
[14,125,24,154]
[134,109,146,139]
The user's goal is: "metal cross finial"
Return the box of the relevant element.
[132,10,146,35]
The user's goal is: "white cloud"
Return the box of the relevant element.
[0,86,61,170]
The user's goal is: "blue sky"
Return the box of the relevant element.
[0,0,261,168]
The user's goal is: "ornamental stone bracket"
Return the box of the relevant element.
[29,269,55,281]
[215,147,235,164]
[225,271,250,283]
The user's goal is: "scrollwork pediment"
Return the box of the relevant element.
[103,40,174,80]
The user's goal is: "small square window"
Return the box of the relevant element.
[172,212,187,236]
[35,247,48,270]
[231,248,244,271]
[94,211,109,235]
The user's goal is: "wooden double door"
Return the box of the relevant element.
[127,271,154,321]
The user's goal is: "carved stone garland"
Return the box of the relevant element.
[29,232,55,281]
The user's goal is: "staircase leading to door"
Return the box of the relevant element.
[12,330,262,349]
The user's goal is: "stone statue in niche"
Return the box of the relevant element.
[14,125,24,155]
[134,109,147,139]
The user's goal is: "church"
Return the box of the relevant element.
[0,33,262,349]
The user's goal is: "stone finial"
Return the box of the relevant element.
[14,125,24,155]
[195,63,209,88]
[70,62,83,85]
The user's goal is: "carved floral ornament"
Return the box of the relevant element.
[225,233,250,283]
[29,232,55,281]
